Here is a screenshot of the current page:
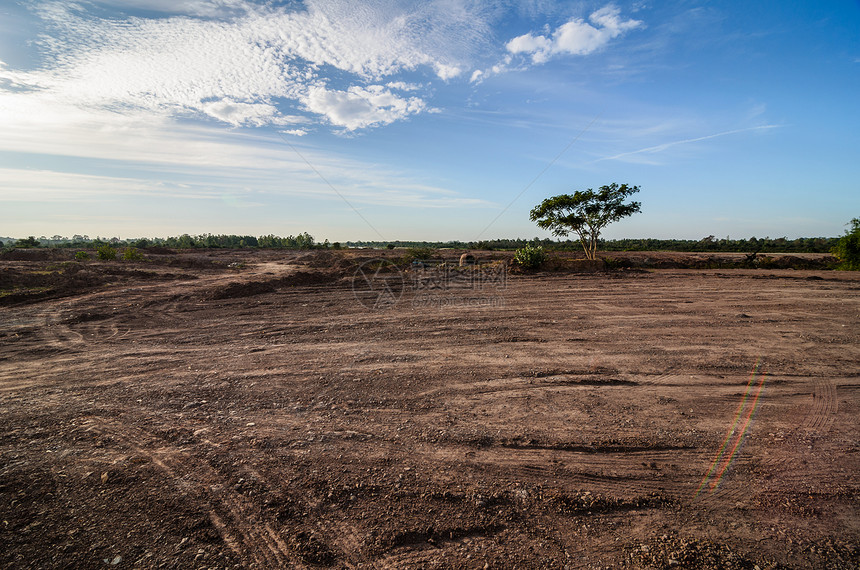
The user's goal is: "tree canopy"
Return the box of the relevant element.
[831,217,860,270]
[529,183,642,260]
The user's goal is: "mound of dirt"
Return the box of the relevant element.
[0,264,199,306]
[207,280,278,300]
[0,248,72,261]
[280,270,340,287]
[205,271,340,300]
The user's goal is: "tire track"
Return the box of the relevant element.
[447,445,709,501]
[80,416,307,569]
[800,379,837,433]
[377,549,444,569]
[637,371,687,386]
[40,309,85,350]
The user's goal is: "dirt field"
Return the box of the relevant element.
[1,249,858,569]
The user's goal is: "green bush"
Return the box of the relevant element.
[514,244,547,270]
[74,251,90,261]
[97,245,117,261]
[123,247,143,261]
[832,218,860,270]
[404,247,435,262]
[603,256,625,270]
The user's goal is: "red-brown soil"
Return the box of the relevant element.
[1,249,858,569]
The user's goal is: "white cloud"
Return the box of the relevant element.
[303,85,426,130]
[433,62,463,80]
[1,0,495,131]
[386,81,422,91]
[89,0,251,18]
[507,5,641,63]
[201,99,284,126]
[506,33,552,59]
[2,1,646,134]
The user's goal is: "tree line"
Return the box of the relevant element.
[0,233,841,254]
[347,236,839,254]
[2,233,319,250]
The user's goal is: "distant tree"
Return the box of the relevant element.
[832,218,860,270]
[529,183,641,260]
[15,236,40,248]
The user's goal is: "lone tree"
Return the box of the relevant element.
[530,183,641,260]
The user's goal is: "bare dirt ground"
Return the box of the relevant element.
[1,249,858,569]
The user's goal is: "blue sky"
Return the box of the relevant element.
[1,0,857,242]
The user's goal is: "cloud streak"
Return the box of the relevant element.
[592,125,781,164]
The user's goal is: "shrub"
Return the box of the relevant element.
[603,256,625,270]
[832,218,860,270]
[404,247,435,262]
[74,251,90,261]
[514,244,547,270]
[97,245,117,261]
[123,247,143,261]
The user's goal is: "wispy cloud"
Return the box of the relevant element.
[0,0,652,235]
[0,100,490,209]
[1,2,646,130]
[592,125,781,164]
[1,0,499,131]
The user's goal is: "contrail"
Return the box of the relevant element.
[594,124,781,163]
